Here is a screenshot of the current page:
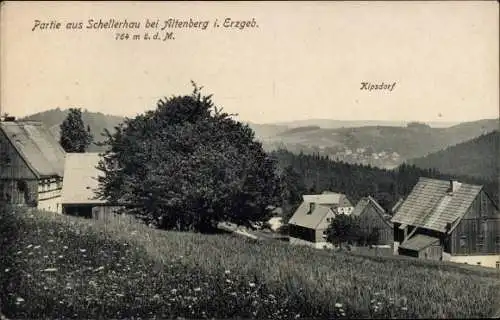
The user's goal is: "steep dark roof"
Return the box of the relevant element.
[391,177,482,233]
[0,121,65,178]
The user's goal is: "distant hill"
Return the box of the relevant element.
[20,108,290,151]
[261,119,499,168]
[19,109,498,167]
[22,108,125,152]
[407,131,499,181]
[245,122,289,138]
[274,119,461,129]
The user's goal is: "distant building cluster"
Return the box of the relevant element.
[330,147,401,168]
[262,140,402,169]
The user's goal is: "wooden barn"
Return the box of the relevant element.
[392,177,500,268]
[61,153,127,221]
[0,119,65,213]
[351,196,393,246]
[288,192,353,249]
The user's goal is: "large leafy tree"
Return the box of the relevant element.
[59,108,93,153]
[96,83,280,232]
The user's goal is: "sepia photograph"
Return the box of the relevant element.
[0,1,499,319]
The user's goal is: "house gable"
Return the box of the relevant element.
[0,129,37,180]
[339,195,353,208]
[353,197,393,245]
[449,189,500,255]
[316,208,336,231]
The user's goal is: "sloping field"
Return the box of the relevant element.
[1,208,499,319]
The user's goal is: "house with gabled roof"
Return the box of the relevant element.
[288,191,353,249]
[0,119,65,212]
[61,152,125,221]
[392,177,500,268]
[351,196,393,246]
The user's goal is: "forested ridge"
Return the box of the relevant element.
[271,149,498,214]
[408,131,499,180]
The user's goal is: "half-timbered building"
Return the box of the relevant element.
[0,119,65,213]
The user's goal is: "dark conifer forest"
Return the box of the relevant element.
[408,131,499,180]
[271,149,498,214]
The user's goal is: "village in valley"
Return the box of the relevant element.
[1,112,499,269]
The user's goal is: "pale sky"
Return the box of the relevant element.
[1,1,498,124]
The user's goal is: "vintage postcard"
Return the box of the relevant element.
[0,1,499,319]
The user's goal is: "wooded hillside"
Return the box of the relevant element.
[407,131,499,180]
[271,149,498,213]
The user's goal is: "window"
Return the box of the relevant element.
[17,180,27,192]
[460,235,467,248]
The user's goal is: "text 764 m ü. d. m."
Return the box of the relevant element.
[115,31,175,41]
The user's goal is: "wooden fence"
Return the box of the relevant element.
[91,206,137,224]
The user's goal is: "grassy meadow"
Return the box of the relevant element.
[1,208,499,319]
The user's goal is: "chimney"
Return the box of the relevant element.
[448,180,462,194]
[307,202,316,215]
